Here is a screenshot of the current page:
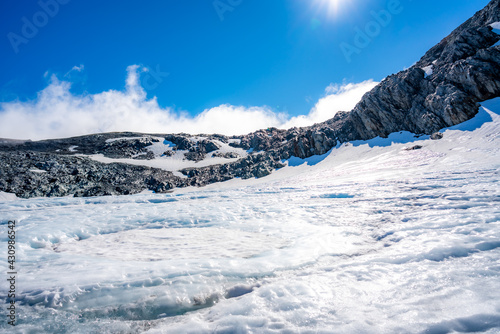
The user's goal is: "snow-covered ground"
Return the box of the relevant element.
[84,137,248,175]
[1,102,499,333]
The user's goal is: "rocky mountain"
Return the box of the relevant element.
[1,0,500,198]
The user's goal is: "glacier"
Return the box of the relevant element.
[0,102,499,333]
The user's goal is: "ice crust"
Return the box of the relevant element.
[0,106,499,333]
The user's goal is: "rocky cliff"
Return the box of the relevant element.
[1,0,500,198]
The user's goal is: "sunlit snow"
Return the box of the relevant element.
[1,104,499,333]
[422,65,433,78]
[490,21,500,30]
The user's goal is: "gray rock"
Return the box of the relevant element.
[133,151,155,160]
[184,151,206,162]
[212,152,240,159]
[99,137,158,159]
[0,151,183,198]
[431,132,444,140]
[199,140,220,153]
[404,145,423,151]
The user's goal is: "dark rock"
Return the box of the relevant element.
[405,145,423,151]
[199,140,219,153]
[184,151,206,162]
[0,151,183,198]
[254,165,272,178]
[212,152,240,159]
[99,137,156,159]
[133,151,155,160]
[431,132,444,140]
[164,135,194,151]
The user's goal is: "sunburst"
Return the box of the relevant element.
[317,0,347,16]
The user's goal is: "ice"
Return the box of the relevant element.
[55,227,289,261]
[490,22,500,30]
[422,65,433,77]
[0,191,17,201]
[1,104,499,333]
[29,168,47,173]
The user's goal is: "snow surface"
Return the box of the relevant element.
[28,168,47,174]
[422,65,433,78]
[1,105,500,333]
[0,191,17,201]
[490,22,500,30]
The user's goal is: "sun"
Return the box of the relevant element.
[317,0,347,16]
[328,0,342,9]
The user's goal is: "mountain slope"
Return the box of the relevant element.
[1,0,500,198]
[2,105,499,332]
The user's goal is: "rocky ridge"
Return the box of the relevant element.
[1,0,500,198]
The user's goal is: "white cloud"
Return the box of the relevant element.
[71,64,85,72]
[63,65,86,78]
[0,66,378,140]
[282,80,378,128]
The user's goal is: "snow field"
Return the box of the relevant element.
[0,105,499,333]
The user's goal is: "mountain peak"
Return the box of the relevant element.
[1,0,500,198]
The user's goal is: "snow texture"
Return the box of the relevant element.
[422,65,433,78]
[490,21,500,30]
[0,105,499,333]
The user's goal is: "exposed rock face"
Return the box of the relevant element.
[182,152,285,186]
[431,132,444,140]
[0,151,180,198]
[1,0,500,198]
[100,137,160,159]
[212,152,240,159]
[184,139,221,162]
[347,0,500,140]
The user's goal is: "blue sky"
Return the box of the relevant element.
[0,0,492,139]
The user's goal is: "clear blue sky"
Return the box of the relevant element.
[0,0,491,118]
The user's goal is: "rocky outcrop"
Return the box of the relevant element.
[346,0,500,140]
[0,151,182,198]
[184,139,221,162]
[1,0,500,198]
[99,137,159,159]
[0,132,161,157]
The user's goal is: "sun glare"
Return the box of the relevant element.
[318,0,346,16]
